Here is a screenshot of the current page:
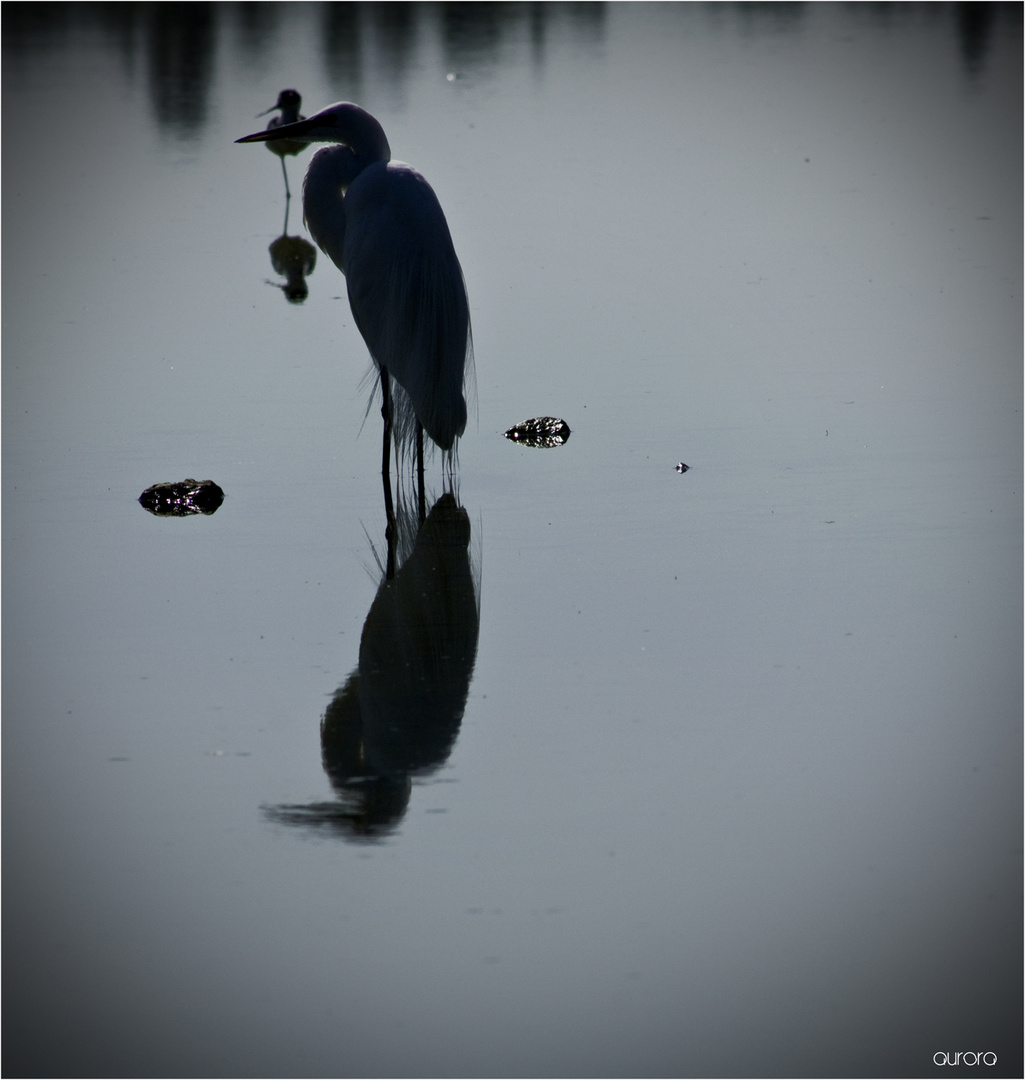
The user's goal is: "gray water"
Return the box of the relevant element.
[3,4,1021,1077]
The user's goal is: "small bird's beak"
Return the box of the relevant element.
[255,104,278,118]
[237,115,314,144]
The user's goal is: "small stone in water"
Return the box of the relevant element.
[138,478,225,516]
[504,417,571,449]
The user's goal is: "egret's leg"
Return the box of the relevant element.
[384,503,396,581]
[380,368,396,546]
[416,422,426,523]
[380,366,393,476]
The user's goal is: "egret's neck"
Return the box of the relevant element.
[333,103,391,164]
[302,146,366,273]
[298,104,393,274]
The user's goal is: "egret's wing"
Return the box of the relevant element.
[343,162,471,453]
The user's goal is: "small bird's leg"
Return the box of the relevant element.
[280,157,291,200]
[416,421,425,524]
[380,367,396,563]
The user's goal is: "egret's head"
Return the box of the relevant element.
[237,102,390,163]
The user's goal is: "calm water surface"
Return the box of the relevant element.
[3,4,1021,1077]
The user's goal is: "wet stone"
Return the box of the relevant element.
[504,416,571,448]
[138,479,225,517]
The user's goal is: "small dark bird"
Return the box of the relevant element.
[257,89,306,198]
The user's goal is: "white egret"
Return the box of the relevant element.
[256,89,306,198]
[237,101,473,503]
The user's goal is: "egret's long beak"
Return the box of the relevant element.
[236,115,316,144]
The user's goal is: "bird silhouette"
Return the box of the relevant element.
[256,89,306,199]
[237,101,473,513]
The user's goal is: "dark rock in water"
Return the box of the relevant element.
[139,479,224,516]
[504,416,571,449]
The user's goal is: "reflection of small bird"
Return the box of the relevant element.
[236,101,472,501]
[256,89,306,198]
[263,195,316,303]
[268,233,317,303]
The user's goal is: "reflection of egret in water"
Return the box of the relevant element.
[266,198,317,303]
[257,89,307,199]
[266,490,480,842]
[237,101,474,513]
